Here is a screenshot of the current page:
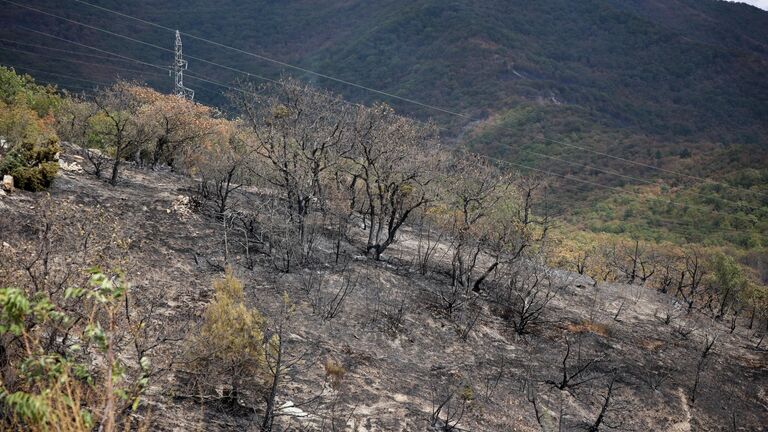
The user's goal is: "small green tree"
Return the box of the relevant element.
[0,66,60,117]
[189,270,267,402]
[711,254,747,319]
[740,282,768,329]
[88,82,153,185]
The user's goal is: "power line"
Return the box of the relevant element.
[0,44,221,98]
[14,26,256,99]
[4,1,284,88]
[10,65,110,86]
[10,0,763,208]
[4,51,226,103]
[0,37,153,65]
[67,0,468,118]
[6,8,757,211]
[65,0,768,199]
[0,44,165,76]
[17,25,169,72]
[9,25,760,218]
[7,24,764,228]
[11,25,340,103]
[4,5,764,232]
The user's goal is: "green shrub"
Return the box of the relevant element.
[0,138,60,191]
[188,270,268,398]
[0,270,149,432]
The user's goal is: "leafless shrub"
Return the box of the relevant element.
[612,299,626,322]
[430,376,473,431]
[260,197,303,273]
[309,267,359,321]
[752,332,765,351]
[229,209,270,269]
[547,335,602,391]
[455,297,483,341]
[197,166,244,217]
[673,319,698,340]
[413,217,446,275]
[442,152,512,289]
[655,298,683,326]
[472,176,551,293]
[690,333,718,404]
[382,291,410,335]
[583,373,621,432]
[319,392,358,432]
[435,279,471,318]
[643,367,672,393]
[491,262,559,335]
[675,248,707,313]
[608,240,656,285]
[356,275,410,335]
[481,355,508,402]
[525,379,546,429]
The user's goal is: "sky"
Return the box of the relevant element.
[729,0,768,10]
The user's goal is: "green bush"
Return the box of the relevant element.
[188,270,268,399]
[0,138,60,191]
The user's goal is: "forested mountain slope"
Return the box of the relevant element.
[0,55,766,432]
[1,0,766,146]
[1,0,767,248]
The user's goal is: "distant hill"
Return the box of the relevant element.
[2,0,767,215]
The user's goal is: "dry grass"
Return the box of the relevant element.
[639,338,665,352]
[324,358,346,389]
[565,320,610,337]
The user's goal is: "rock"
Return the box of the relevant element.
[59,160,84,173]
[2,175,13,193]
[169,195,192,218]
[278,401,309,418]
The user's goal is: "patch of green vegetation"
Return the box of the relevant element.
[569,168,768,251]
[0,67,61,191]
[0,138,60,191]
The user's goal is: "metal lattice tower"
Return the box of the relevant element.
[170,30,194,100]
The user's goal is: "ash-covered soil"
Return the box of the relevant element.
[1,155,766,432]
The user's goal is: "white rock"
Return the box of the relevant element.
[2,175,13,192]
[59,160,84,173]
[278,401,309,418]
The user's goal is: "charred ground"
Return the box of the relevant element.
[1,148,765,431]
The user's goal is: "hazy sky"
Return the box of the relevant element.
[729,0,768,10]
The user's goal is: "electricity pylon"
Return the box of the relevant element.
[170,30,194,100]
